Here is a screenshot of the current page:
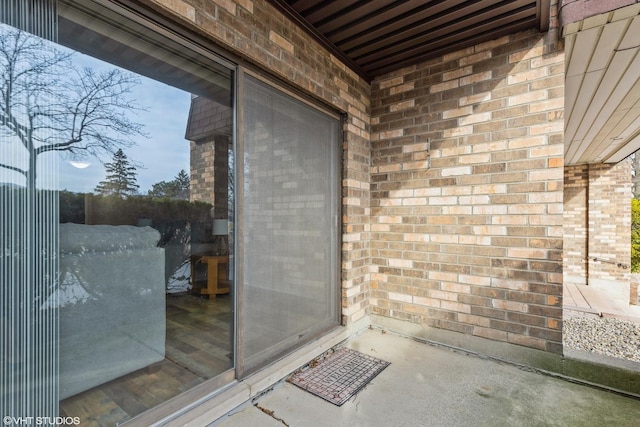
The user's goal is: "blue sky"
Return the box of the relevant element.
[58,51,193,193]
[0,34,192,193]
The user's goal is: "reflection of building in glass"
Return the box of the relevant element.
[186,95,232,259]
[185,95,232,220]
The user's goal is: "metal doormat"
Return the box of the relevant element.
[287,348,390,406]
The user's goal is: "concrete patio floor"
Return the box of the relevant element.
[213,329,640,427]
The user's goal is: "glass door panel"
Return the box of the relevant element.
[238,75,340,375]
[2,1,236,424]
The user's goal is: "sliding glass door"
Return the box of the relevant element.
[2,1,235,424]
[237,74,341,375]
[1,1,342,423]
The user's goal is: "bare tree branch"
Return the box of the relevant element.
[0,27,147,188]
[34,137,82,155]
[0,162,26,176]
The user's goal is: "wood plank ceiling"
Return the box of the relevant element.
[271,0,640,165]
[267,0,550,81]
[564,3,640,165]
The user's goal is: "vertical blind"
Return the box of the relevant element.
[1,0,59,419]
[239,75,340,375]
[0,0,56,40]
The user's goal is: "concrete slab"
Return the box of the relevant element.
[212,329,640,427]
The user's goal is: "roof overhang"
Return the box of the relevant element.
[267,0,551,82]
[562,1,640,164]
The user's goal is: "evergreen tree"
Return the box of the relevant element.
[94,149,139,196]
[148,169,190,200]
[175,169,191,199]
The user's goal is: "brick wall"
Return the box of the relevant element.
[564,161,632,285]
[190,138,215,203]
[213,135,230,219]
[563,164,588,282]
[369,22,565,351]
[588,162,632,282]
[152,0,575,355]
[187,98,231,204]
[242,100,338,301]
[149,0,372,325]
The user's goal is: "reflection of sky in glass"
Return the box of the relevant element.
[0,32,191,193]
[58,52,191,194]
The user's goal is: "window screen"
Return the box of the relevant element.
[238,75,341,374]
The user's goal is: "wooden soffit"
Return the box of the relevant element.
[563,2,640,164]
[267,0,551,81]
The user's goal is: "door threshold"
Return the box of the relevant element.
[126,322,366,426]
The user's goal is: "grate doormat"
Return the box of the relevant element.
[287,348,390,406]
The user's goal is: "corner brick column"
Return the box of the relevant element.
[564,162,632,285]
[563,164,589,284]
[190,138,215,203]
[213,135,230,219]
[587,162,632,282]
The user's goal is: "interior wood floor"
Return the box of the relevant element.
[59,293,233,427]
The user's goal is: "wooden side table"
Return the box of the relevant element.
[190,254,230,298]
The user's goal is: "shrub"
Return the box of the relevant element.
[632,199,640,272]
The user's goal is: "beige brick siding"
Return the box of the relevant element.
[149,0,372,325]
[152,0,575,355]
[564,162,632,285]
[370,25,565,352]
[563,164,588,281]
[187,100,231,206]
[588,162,632,282]
[190,139,215,203]
[213,136,230,219]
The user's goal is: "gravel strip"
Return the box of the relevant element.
[563,316,640,363]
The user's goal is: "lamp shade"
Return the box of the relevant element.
[212,219,228,235]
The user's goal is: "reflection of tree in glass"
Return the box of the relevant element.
[148,169,190,200]
[0,26,146,189]
[94,149,139,196]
